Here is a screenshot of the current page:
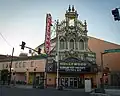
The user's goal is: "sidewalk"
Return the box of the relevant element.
[0,84,33,89]
[105,89,120,95]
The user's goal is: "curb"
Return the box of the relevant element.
[90,93,110,96]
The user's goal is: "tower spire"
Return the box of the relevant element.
[68,5,71,12]
[72,5,75,12]
[84,20,87,31]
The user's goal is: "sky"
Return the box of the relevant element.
[0,0,120,56]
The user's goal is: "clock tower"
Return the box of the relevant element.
[65,5,78,27]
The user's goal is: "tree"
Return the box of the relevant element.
[1,69,9,85]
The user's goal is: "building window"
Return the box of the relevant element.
[79,39,84,50]
[23,62,26,68]
[2,64,4,69]
[19,62,22,68]
[15,62,18,68]
[70,39,74,49]
[30,61,34,67]
[60,39,65,49]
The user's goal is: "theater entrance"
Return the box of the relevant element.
[60,77,83,88]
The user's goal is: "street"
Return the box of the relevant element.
[0,85,120,96]
[0,86,90,96]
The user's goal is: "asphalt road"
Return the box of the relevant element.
[0,86,90,96]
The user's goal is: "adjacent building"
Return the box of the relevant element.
[0,55,47,84]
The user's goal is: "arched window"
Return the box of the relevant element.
[79,39,84,50]
[60,39,64,49]
[70,39,74,49]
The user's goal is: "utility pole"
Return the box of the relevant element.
[44,56,48,88]
[8,47,14,85]
[101,53,104,89]
[56,20,59,89]
[100,52,106,93]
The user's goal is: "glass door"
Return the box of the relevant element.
[74,77,78,88]
[65,78,69,88]
[61,78,65,86]
[70,78,74,88]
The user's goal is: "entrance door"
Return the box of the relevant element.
[74,77,78,88]
[64,78,69,88]
[60,77,80,88]
[70,78,74,88]
[61,78,65,86]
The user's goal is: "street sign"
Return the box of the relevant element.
[104,49,120,53]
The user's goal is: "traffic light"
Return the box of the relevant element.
[21,41,26,50]
[38,48,41,54]
[112,8,120,21]
[29,50,32,54]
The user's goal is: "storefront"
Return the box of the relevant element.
[46,57,98,88]
[0,55,47,85]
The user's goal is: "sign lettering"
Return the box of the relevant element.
[59,62,90,72]
[45,13,52,54]
[2,60,36,69]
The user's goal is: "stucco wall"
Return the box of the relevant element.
[88,36,120,71]
[0,59,46,72]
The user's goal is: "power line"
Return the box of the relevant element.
[0,32,13,47]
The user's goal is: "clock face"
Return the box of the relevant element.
[69,19,74,26]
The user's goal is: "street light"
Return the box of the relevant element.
[8,47,14,85]
[56,20,60,89]
[100,52,106,93]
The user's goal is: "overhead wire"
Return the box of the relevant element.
[0,32,13,47]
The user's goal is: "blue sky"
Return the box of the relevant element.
[0,0,120,56]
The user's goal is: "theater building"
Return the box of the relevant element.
[37,6,98,88]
